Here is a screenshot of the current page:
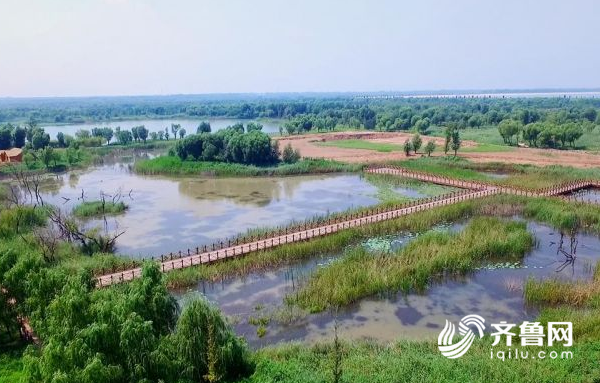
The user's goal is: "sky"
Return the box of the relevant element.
[1,0,599,97]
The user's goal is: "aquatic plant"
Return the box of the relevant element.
[291,217,534,312]
[72,200,128,218]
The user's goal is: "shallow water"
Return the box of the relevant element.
[180,218,600,348]
[566,187,600,204]
[32,152,431,257]
[41,118,282,140]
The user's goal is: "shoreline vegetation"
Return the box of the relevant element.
[134,156,363,177]
[0,140,175,175]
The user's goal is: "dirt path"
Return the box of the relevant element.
[275,131,600,168]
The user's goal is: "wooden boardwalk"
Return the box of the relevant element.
[96,166,599,287]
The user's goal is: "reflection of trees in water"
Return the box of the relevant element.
[68,173,79,188]
[37,174,65,196]
[100,148,162,166]
[553,231,578,274]
[177,177,309,207]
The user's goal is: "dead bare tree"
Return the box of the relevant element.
[32,227,60,263]
[7,165,45,207]
[47,206,125,254]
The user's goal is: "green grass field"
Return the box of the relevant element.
[317,139,403,152]
[461,143,516,153]
[430,125,600,151]
[248,339,599,383]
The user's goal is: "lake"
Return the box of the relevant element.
[40,118,283,139]
[34,151,436,257]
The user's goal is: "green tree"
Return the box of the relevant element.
[424,140,436,157]
[411,133,422,153]
[443,126,452,155]
[564,123,584,147]
[117,130,133,145]
[282,143,300,164]
[75,129,91,139]
[197,121,212,133]
[56,132,66,148]
[582,108,597,122]
[522,123,542,147]
[451,128,462,156]
[0,127,12,149]
[102,128,114,144]
[178,128,186,139]
[246,122,263,132]
[403,139,412,156]
[412,117,429,133]
[497,119,521,145]
[171,298,252,383]
[66,147,79,165]
[31,130,50,150]
[171,124,180,140]
[137,126,149,143]
[13,126,27,148]
[283,121,296,135]
[131,126,140,142]
[41,146,58,168]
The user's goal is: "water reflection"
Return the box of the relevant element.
[566,187,600,204]
[29,151,422,256]
[553,232,578,274]
[181,219,600,348]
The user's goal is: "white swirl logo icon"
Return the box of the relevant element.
[438,315,486,359]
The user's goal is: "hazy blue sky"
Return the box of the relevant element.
[1,0,599,97]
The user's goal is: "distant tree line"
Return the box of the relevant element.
[498,118,590,149]
[2,97,599,151]
[2,96,599,130]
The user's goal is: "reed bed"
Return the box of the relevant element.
[290,217,534,312]
[72,200,128,218]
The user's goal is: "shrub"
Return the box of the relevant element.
[282,143,301,164]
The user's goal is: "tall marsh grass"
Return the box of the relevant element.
[72,200,128,218]
[166,202,477,288]
[291,217,534,312]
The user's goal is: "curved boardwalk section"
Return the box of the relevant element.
[96,166,600,287]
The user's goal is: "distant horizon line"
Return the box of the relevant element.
[2,87,600,101]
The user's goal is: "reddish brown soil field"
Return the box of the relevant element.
[275,131,600,168]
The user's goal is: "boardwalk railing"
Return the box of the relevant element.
[366,165,598,198]
[95,166,600,287]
